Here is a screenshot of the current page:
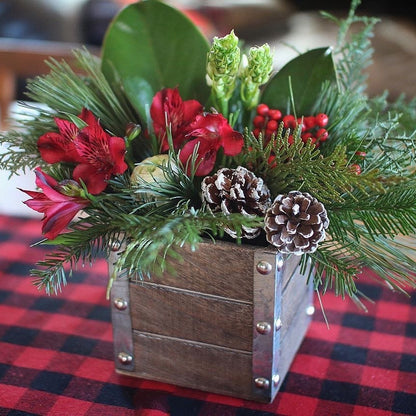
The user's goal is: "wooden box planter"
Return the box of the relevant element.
[109,240,314,403]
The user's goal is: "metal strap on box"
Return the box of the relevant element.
[251,249,283,402]
[109,249,135,372]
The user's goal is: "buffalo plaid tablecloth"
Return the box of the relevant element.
[0,214,415,416]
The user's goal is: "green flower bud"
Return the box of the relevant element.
[206,30,241,107]
[57,179,84,197]
[125,122,142,141]
[240,43,273,110]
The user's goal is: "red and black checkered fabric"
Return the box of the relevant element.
[0,214,415,416]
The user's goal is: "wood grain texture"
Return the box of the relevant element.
[111,240,314,402]
[129,282,253,350]
[130,239,257,301]
[130,331,254,400]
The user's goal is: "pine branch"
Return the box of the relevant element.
[127,152,203,214]
[329,185,416,241]
[308,226,416,309]
[0,48,141,176]
[25,48,139,136]
[306,242,365,298]
[110,209,264,279]
[31,222,124,295]
[0,108,56,175]
[30,193,264,295]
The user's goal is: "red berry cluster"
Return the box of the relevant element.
[253,104,329,147]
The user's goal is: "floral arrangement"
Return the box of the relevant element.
[1,0,416,308]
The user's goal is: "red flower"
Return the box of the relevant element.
[179,113,244,176]
[21,168,90,240]
[73,113,128,195]
[37,109,127,195]
[37,108,93,164]
[150,88,203,151]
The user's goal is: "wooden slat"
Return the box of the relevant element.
[110,240,314,402]
[126,331,254,400]
[129,282,253,351]
[132,239,257,301]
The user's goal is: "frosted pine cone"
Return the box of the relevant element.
[264,191,329,254]
[201,166,271,239]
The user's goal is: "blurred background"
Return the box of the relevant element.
[1,0,415,216]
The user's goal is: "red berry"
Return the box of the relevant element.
[253,115,265,128]
[301,132,313,143]
[350,164,361,175]
[287,135,294,145]
[257,104,269,116]
[355,151,367,158]
[265,129,274,139]
[315,113,329,127]
[283,114,296,129]
[268,109,282,120]
[253,128,261,138]
[316,128,329,141]
[267,120,278,131]
[304,116,316,130]
[268,154,277,168]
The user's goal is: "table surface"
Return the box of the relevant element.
[0,214,415,416]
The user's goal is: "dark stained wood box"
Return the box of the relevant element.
[109,239,314,403]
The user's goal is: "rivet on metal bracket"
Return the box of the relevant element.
[306,305,315,316]
[113,297,128,311]
[254,377,270,389]
[256,260,272,275]
[256,321,272,335]
[118,352,133,364]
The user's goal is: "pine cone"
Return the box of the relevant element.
[201,166,271,239]
[264,191,329,254]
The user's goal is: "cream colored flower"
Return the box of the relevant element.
[130,154,171,185]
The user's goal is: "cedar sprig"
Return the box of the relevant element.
[240,126,382,204]
[322,0,379,93]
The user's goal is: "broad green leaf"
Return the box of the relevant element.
[261,47,338,116]
[101,0,210,123]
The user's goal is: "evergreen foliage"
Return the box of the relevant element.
[0,0,415,306]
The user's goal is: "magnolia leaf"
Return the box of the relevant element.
[101,0,210,123]
[261,47,337,116]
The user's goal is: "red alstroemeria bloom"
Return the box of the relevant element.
[73,113,128,194]
[21,167,90,240]
[179,113,244,176]
[150,87,203,151]
[37,108,94,164]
